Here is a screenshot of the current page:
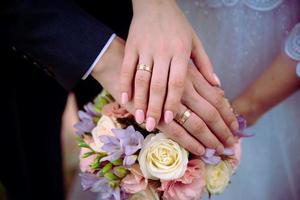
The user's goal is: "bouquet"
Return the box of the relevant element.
[74,91,252,200]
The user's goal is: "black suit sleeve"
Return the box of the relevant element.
[2,0,114,90]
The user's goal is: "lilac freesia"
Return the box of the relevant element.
[79,173,124,200]
[74,102,101,135]
[99,126,144,166]
[79,173,100,191]
[233,115,254,138]
[201,147,235,165]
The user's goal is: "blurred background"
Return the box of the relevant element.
[0,93,83,200]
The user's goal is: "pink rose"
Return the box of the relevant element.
[121,164,148,194]
[102,102,132,119]
[159,159,205,200]
[228,139,242,171]
[79,136,97,173]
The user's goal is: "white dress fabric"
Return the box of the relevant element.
[177,0,300,199]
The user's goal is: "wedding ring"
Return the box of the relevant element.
[137,64,152,73]
[176,109,192,125]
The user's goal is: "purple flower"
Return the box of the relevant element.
[74,102,102,135]
[80,173,125,200]
[201,149,221,165]
[201,147,234,165]
[233,115,254,138]
[79,173,100,191]
[99,126,144,166]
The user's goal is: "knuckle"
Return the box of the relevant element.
[170,78,185,91]
[212,96,225,109]
[151,81,165,94]
[193,120,207,133]
[170,130,182,139]
[206,109,220,123]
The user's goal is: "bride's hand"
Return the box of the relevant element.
[92,36,237,155]
[120,0,220,132]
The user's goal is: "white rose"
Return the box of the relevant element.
[91,115,117,152]
[138,133,189,181]
[129,186,160,200]
[205,161,233,194]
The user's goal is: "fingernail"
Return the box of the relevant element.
[121,92,128,105]
[213,73,221,87]
[164,111,174,124]
[226,136,236,147]
[230,121,239,132]
[197,147,205,156]
[135,109,145,124]
[146,117,156,132]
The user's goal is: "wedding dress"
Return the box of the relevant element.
[177,0,300,199]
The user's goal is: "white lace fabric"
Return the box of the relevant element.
[284,23,300,77]
[196,0,283,11]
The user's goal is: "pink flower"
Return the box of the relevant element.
[159,159,205,200]
[79,136,97,173]
[228,139,242,171]
[121,164,148,194]
[102,102,132,119]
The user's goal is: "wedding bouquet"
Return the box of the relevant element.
[74,91,252,200]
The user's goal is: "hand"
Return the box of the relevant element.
[120,0,220,132]
[92,36,204,155]
[92,37,236,155]
[232,53,300,127]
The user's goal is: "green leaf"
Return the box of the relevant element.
[108,180,119,189]
[82,151,95,158]
[78,142,90,149]
[113,167,128,178]
[104,172,118,181]
[111,159,123,166]
[102,163,113,174]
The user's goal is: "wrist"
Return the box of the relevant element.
[92,36,125,77]
[232,95,263,126]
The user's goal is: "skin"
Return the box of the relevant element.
[232,53,300,126]
[92,37,238,156]
[120,0,223,132]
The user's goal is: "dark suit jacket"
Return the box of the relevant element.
[0,1,132,199]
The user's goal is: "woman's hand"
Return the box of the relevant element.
[120,0,220,132]
[92,36,237,155]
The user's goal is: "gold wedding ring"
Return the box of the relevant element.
[137,64,152,73]
[176,109,192,125]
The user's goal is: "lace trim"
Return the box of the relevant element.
[284,23,300,77]
[198,0,283,11]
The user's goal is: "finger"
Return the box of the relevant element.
[191,68,239,132]
[176,104,224,154]
[146,57,170,131]
[164,54,188,124]
[158,121,205,156]
[182,86,236,147]
[134,56,153,124]
[191,32,220,86]
[120,46,138,105]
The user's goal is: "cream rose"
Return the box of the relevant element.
[91,115,117,152]
[205,160,233,194]
[138,133,189,181]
